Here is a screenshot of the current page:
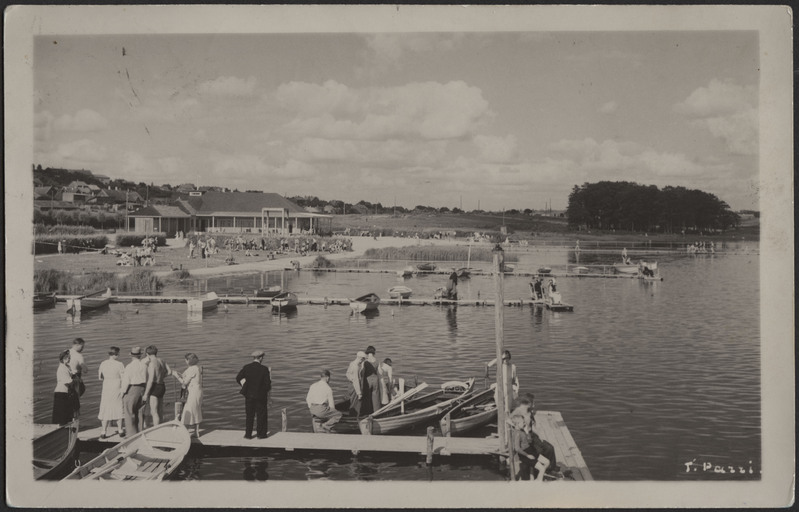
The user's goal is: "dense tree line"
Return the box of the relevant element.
[566,181,740,234]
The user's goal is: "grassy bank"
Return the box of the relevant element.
[34,269,164,294]
[362,245,518,263]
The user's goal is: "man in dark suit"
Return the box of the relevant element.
[236,350,272,439]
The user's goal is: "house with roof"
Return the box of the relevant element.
[87,189,144,210]
[127,191,331,236]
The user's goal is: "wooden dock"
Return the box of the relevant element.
[77,410,591,480]
[56,295,579,308]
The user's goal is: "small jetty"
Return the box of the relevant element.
[77,410,591,481]
[56,294,581,308]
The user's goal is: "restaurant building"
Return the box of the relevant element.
[127,191,332,236]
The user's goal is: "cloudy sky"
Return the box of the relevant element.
[33,31,759,211]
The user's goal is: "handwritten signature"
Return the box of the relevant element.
[684,459,760,475]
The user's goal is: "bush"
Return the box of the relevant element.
[33,269,163,293]
[115,233,167,248]
[34,223,97,236]
[311,255,334,268]
[362,246,518,262]
[33,234,109,255]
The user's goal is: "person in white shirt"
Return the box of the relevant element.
[52,350,76,424]
[68,338,87,413]
[488,350,519,403]
[345,351,366,416]
[306,370,342,433]
[121,346,148,435]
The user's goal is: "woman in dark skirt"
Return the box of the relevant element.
[52,349,76,424]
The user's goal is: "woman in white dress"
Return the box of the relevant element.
[171,352,203,437]
[97,346,125,438]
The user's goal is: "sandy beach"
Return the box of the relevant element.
[33,235,467,279]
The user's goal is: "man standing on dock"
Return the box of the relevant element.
[142,345,171,427]
[121,346,148,435]
[236,350,272,439]
[346,351,366,416]
[306,370,342,433]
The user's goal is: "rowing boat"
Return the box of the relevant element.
[33,292,57,310]
[33,419,79,480]
[187,291,219,312]
[387,286,412,299]
[396,266,414,277]
[271,291,298,311]
[64,420,190,481]
[359,379,474,435]
[350,292,380,313]
[439,387,497,436]
[66,288,112,313]
[254,285,282,298]
[416,262,437,271]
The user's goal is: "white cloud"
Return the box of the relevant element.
[198,76,257,97]
[674,79,757,155]
[473,134,519,163]
[54,139,107,163]
[276,80,492,141]
[598,101,618,114]
[549,137,705,179]
[53,109,108,132]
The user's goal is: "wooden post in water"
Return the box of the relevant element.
[492,244,508,457]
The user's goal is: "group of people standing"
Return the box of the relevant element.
[345,346,395,418]
[52,339,204,440]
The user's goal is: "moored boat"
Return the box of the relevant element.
[34,292,57,310]
[187,291,219,312]
[271,291,299,311]
[537,267,552,275]
[33,419,79,480]
[350,292,380,313]
[454,267,475,278]
[254,285,282,298]
[439,387,497,437]
[501,263,515,273]
[613,262,639,274]
[64,420,190,481]
[573,266,589,274]
[416,262,437,271]
[396,266,414,278]
[387,286,413,299]
[66,288,112,313]
[360,379,474,435]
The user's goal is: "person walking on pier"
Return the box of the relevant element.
[97,346,125,438]
[121,346,148,435]
[142,345,171,428]
[378,358,395,405]
[346,351,366,416]
[306,370,343,433]
[172,353,204,438]
[236,350,272,439]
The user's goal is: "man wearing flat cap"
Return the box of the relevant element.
[236,350,272,439]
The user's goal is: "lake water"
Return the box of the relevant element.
[32,245,761,481]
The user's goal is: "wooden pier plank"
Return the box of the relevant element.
[77,410,591,480]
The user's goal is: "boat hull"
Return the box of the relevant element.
[33,419,79,480]
[360,384,473,435]
[254,286,281,298]
[439,389,497,437]
[188,292,219,312]
[33,293,57,310]
[387,286,412,299]
[350,293,380,313]
[65,420,190,481]
[271,292,298,311]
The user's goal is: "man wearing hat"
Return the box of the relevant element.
[121,346,148,435]
[345,351,366,416]
[236,350,272,439]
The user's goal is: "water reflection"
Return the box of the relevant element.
[446,306,458,339]
[242,457,269,481]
